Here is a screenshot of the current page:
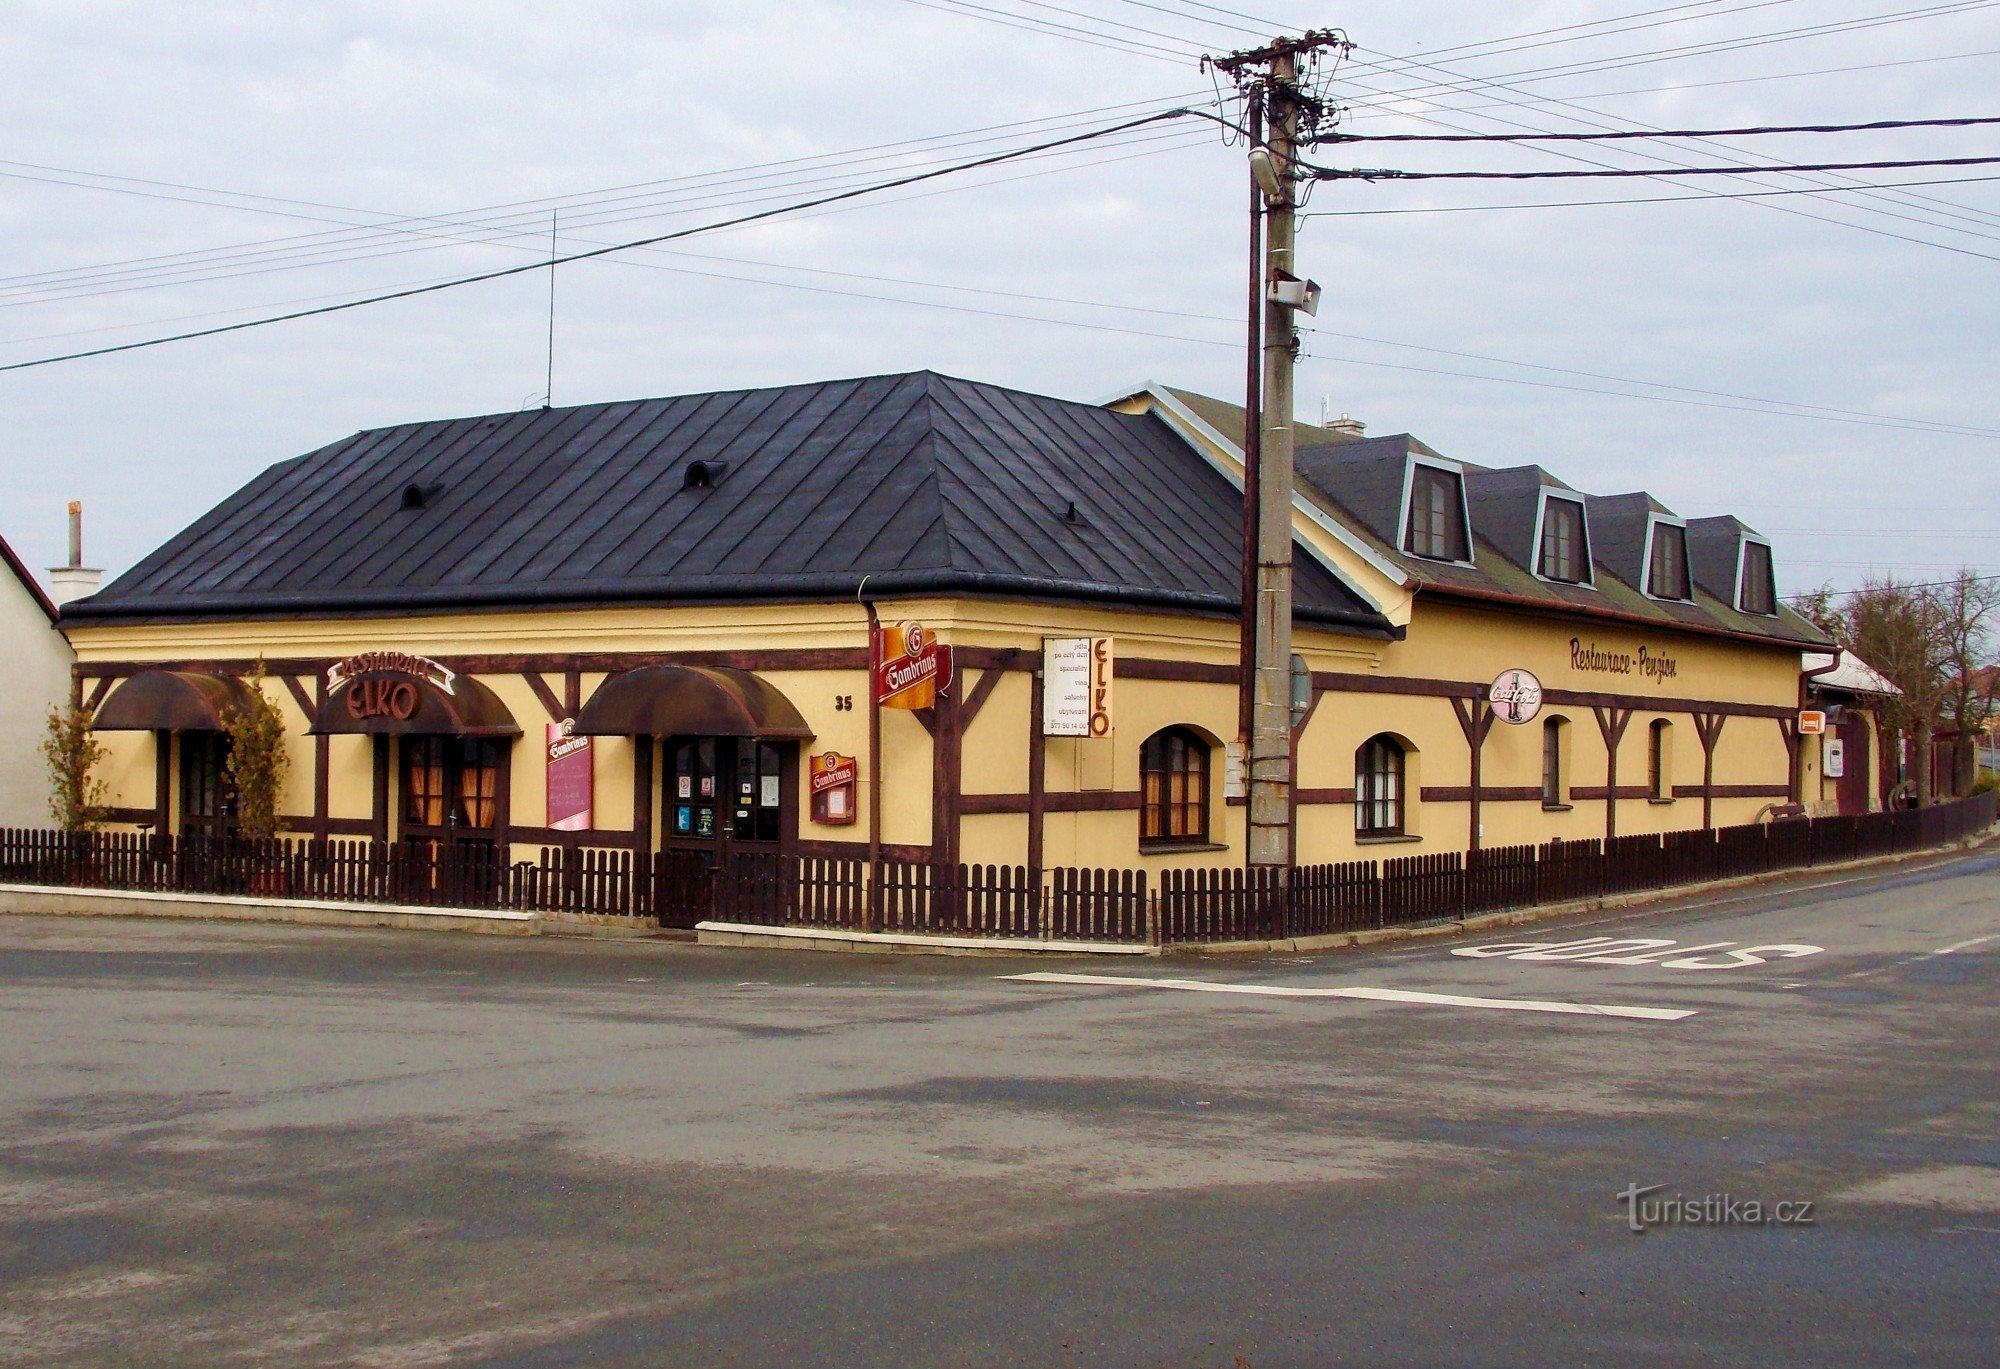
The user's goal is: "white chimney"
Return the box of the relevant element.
[1327,412,1366,438]
[48,501,102,606]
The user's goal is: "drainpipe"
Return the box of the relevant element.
[1798,652,1842,807]
[860,582,882,931]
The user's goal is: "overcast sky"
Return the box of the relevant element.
[5,1,1999,600]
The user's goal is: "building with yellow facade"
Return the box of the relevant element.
[62,371,1829,922]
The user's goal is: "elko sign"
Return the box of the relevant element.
[1043,636,1114,737]
[326,651,458,722]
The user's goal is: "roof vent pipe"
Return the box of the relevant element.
[48,500,103,606]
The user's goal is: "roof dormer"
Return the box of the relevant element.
[1643,513,1692,602]
[1687,516,1778,616]
[1463,465,1591,586]
[1399,456,1474,565]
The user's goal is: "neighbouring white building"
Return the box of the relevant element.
[0,524,82,827]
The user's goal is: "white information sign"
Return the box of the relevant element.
[1042,636,1114,737]
[1823,737,1845,779]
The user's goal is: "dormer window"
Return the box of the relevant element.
[1538,496,1588,583]
[1739,539,1777,615]
[1405,463,1469,561]
[1646,521,1691,601]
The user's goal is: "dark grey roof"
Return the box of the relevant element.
[1156,388,1828,650]
[68,371,1391,635]
[1463,466,1580,578]
[1585,491,1675,594]
[1687,514,1761,608]
[1295,434,1424,550]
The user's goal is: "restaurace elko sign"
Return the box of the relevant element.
[325,650,457,722]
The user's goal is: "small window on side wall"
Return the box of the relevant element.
[1649,719,1673,800]
[1542,716,1569,807]
[1405,464,1469,561]
[1355,734,1406,836]
[1140,727,1209,846]
[1539,497,1588,583]
[1739,540,1777,615]
[1647,523,1691,601]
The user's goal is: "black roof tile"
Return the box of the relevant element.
[70,371,1391,635]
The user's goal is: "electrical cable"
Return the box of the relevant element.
[1299,172,2000,215]
[1318,155,2000,182]
[1322,115,2000,143]
[0,108,1195,375]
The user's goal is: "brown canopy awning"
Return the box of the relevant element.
[310,669,520,738]
[573,665,814,740]
[92,670,252,731]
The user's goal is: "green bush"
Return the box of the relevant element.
[222,665,291,841]
[41,704,108,833]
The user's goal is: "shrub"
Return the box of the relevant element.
[222,666,290,841]
[42,704,109,833]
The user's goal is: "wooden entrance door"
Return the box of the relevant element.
[1835,714,1872,816]
[400,737,508,900]
[657,737,791,926]
[178,730,235,837]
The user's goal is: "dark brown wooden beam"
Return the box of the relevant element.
[522,672,566,723]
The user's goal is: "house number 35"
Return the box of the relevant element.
[834,695,854,711]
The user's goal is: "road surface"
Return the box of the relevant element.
[2,845,1996,1366]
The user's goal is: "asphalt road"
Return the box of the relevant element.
[1,845,1997,1367]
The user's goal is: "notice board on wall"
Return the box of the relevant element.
[1042,636,1113,737]
[546,720,593,832]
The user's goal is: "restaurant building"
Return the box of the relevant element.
[61,370,1829,920]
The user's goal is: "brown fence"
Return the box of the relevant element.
[0,790,1992,946]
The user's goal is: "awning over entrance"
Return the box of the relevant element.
[310,669,521,738]
[92,670,252,731]
[573,665,814,740]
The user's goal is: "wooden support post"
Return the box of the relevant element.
[371,736,391,844]
[1594,705,1635,839]
[1694,712,1726,829]
[312,673,330,844]
[1028,667,1046,919]
[1452,694,1496,850]
[153,729,171,837]
[632,736,653,857]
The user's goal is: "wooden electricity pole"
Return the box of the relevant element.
[1210,30,1349,870]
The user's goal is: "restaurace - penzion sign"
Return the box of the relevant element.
[1569,637,1681,682]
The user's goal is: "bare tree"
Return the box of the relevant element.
[1814,570,2000,805]
[1935,570,2000,794]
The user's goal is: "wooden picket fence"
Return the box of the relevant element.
[0,790,1991,946]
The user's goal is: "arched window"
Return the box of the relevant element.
[1355,734,1406,836]
[1542,716,1570,808]
[1649,719,1673,800]
[1140,727,1209,845]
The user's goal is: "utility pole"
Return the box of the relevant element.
[1210,31,1347,869]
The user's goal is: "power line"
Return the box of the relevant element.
[1300,172,2000,215]
[1323,42,2000,268]
[0,108,1195,376]
[1786,570,2000,597]
[1322,114,2000,143]
[0,91,1210,302]
[1322,155,2000,182]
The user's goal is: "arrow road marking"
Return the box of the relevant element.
[1002,971,1697,1021]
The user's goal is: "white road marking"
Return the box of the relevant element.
[1452,937,1823,969]
[1934,934,1998,956]
[1002,971,1697,1021]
